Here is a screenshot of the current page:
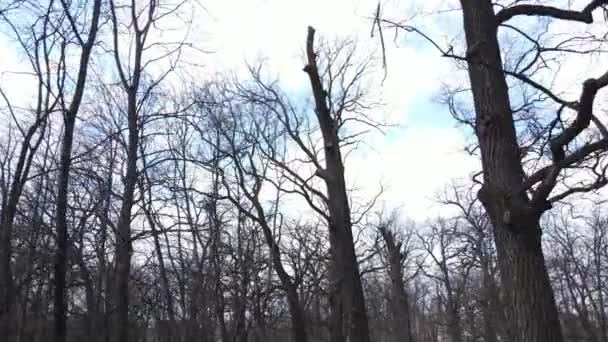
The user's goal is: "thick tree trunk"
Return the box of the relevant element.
[285,288,308,342]
[380,228,414,342]
[303,26,371,342]
[489,221,562,342]
[389,269,414,342]
[109,3,148,336]
[459,1,564,341]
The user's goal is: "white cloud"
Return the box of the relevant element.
[194,0,476,221]
[0,35,37,110]
[347,126,478,221]
[0,0,477,222]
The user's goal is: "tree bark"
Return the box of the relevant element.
[459,1,564,341]
[480,254,499,342]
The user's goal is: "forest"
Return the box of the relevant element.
[0,0,608,342]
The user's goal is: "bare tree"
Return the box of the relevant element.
[457,2,608,340]
[301,26,374,342]
[0,1,61,339]
[189,82,311,342]
[377,211,416,342]
[51,1,102,340]
[10,1,608,340]
[439,183,501,342]
[107,0,190,339]
[418,217,477,342]
[377,1,608,340]
[545,203,608,342]
[202,26,382,342]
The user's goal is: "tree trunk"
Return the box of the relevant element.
[255,204,308,342]
[459,1,564,341]
[81,262,99,342]
[303,26,370,342]
[380,228,414,342]
[141,172,176,333]
[113,90,139,342]
[96,151,114,342]
[109,2,148,337]
[0,16,53,341]
[480,255,499,342]
[0,131,43,342]
[53,117,75,342]
[0,219,16,342]
[208,191,229,342]
[593,248,608,342]
[52,2,101,341]
[446,301,463,342]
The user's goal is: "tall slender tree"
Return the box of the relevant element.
[53,1,102,341]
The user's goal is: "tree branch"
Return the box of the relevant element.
[496,0,608,25]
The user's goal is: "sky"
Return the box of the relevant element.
[2,0,606,222]
[0,0,478,222]
[197,0,478,220]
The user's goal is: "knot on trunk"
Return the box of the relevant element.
[502,210,511,224]
[476,113,493,134]
[315,168,328,180]
[478,184,535,233]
